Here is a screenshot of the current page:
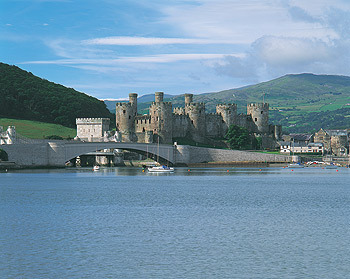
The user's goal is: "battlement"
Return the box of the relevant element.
[76,118,110,125]
[248,103,269,109]
[186,102,205,107]
[116,102,132,108]
[216,103,237,109]
[135,115,151,120]
[173,107,185,115]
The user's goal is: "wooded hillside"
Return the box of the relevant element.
[0,63,113,128]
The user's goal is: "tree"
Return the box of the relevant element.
[225,125,251,150]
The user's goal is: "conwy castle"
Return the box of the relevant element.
[112,92,281,148]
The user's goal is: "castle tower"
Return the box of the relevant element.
[150,92,173,144]
[129,93,138,117]
[155,91,164,103]
[185,101,206,137]
[115,93,139,142]
[247,103,269,133]
[184,93,193,105]
[216,104,237,135]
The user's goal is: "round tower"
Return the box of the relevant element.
[216,104,237,132]
[185,103,206,136]
[129,93,138,117]
[150,93,173,144]
[115,103,134,142]
[155,92,164,103]
[184,93,193,105]
[247,103,269,133]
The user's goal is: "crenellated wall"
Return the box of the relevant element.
[114,92,276,146]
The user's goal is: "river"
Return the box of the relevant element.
[1,167,349,278]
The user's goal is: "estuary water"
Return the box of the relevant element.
[0,167,349,279]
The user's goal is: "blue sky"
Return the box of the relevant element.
[1,0,350,100]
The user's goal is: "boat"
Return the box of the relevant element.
[148,165,174,173]
[93,165,100,171]
[287,163,304,168]
[325,163,338,169]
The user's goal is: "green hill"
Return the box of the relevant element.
[0,118,76,139]
[167,74,350,133]
[0,62,114,128]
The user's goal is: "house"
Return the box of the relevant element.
[279,141,324,154]
[314,129,349,156]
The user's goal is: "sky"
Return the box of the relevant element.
[1,0,350,100]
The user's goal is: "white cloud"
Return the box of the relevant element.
[161,0,339,43]
[83,36,232,46]
[22,53,245,66]
[253,36,330,66]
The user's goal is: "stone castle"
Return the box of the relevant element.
[115,92,281,148]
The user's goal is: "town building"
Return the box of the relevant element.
[314,129,349,156]
[75,118,111,142]
[279,142,324,154]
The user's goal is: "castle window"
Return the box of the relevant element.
[261,111,263,114]
[229,111,231,114]
[129,115,131,119]
[123,110,126,114]
[142,127,145,132]
[255,118,257,122]
[149,119,151,124]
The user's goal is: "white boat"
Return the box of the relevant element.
[325,163,337,169]
[148,165,174,173]
[287,163,304,168]
[93,165,100,171]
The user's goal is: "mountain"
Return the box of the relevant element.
[0,63,114,128]
[104,93,175,113]
[167,74,350,133]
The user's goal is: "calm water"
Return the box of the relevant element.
[0,167,349,278]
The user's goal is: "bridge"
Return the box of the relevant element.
[1,139,293,167]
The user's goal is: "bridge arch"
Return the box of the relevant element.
[49,141,175,166]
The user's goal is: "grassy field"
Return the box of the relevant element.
[0,118,76,139]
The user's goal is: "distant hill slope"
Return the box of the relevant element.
[0,63,113,128]
[168,74,350,132]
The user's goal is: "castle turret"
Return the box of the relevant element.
[150,92,173,144]
[115,103,134,142]
[216,103,237,136]
[155,91,164,103]
[185,102,206,137]
[129,93,138,117]
[184,93,193,105]
[247,103,269,133]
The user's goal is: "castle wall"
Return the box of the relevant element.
[205,114,223,138]
[172,114,191,138]
[113,91,277,148]
[135,115,151,133]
